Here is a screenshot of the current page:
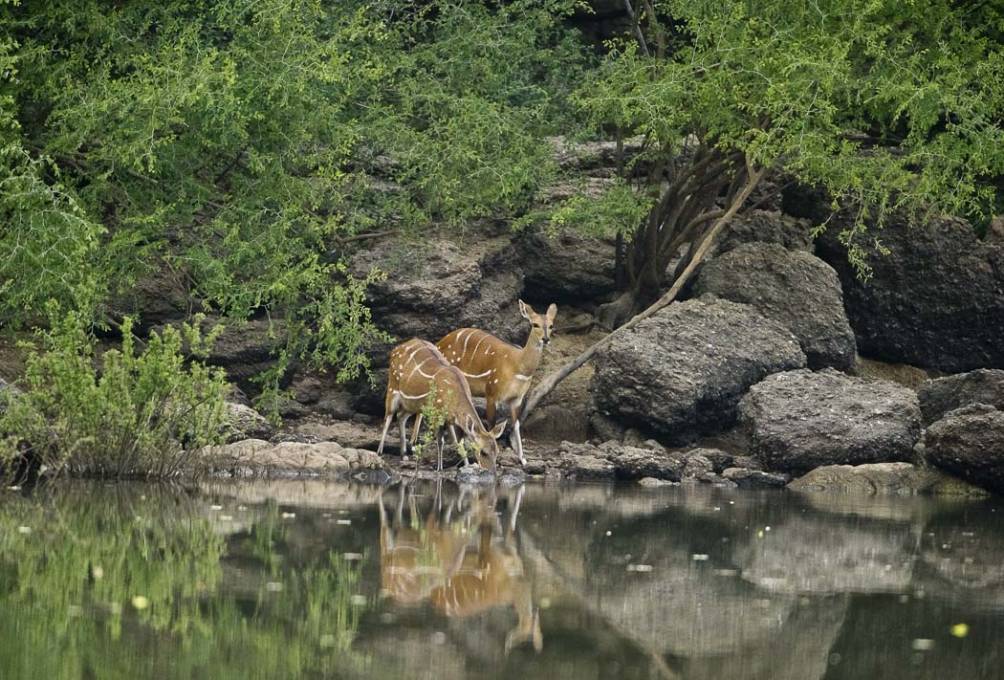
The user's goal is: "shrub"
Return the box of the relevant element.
[0,311,229,479]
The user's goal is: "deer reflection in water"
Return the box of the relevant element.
[378,482,543,654]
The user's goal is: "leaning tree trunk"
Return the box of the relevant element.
[522,160,768,420]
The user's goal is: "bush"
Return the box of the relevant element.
[0,311,229,479]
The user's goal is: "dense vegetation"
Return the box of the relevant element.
[2,0,1002,471]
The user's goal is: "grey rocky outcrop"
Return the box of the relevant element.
[201,439,384,477]
[924,403,1004,494]
[591,297,806,444]
[918,368,1004,424]
[695,243,856,369]
[788,462,985,496]
[815,213,1004,372]
[717,209,814,253]
[350,235,524,348]
[517,228,616,303]
[722,467,789,489]
[739,369,922,473]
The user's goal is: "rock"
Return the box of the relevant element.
[517,228,616,303]
[739,369,922,474]
[924,403,1004,494]
[815,213,1004,371]
[349,235,524,349]
[682,454,714,479]
[223,402,273,443]
[694,243,856,370]
[201,439,384,476]
[556,449,617,481]
[788,462,986,497]
[918,369,1004,425]
[717,209,814,253]
[554,441,685,481]
[206,318,289,392]
[591,297,806,444]
[107,264,190,329]
[638,476,677,487]
[722,468,789,489]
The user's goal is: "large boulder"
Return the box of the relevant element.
[918,369,1004,425]
[695,243,856,369]
[591,297,806,444]
[924,403,1004,494]
[739,369,922,474]
[815,213,1004,371]
[350,234,524,350]
[517,228,616,304]
[717,209,814,253]
[788,462,986,497]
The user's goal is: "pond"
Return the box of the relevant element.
[2,479,1003,679]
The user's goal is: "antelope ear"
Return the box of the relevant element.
[518,299,531,320]
[491,420,507,439]
[546,303,557,322]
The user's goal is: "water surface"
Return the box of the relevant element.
[2,479,1003,679]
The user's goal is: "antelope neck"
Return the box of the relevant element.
[517,327,545,375]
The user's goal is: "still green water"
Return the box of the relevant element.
[2,479,1002,679]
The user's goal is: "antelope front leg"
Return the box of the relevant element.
[509,402,526,466]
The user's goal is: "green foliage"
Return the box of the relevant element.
[413,384,449,461]
[565,0,1004,279]
[0,312,229,478]
[0,0,585,400]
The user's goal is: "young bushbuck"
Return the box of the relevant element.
[378,338,506,471]
[417,300,556,465]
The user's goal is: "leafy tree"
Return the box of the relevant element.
[525,0,1004,414]
[0,0,584,415]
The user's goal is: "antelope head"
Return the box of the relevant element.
[464,420,507,470]
[518,300,557,348]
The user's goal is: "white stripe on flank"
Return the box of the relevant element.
[463,369,492,379]
[472,336,486,357]
[399,389,431,400]
[514,374,532,381]
[462,330,475,357]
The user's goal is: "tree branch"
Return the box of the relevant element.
[522,162,769,420]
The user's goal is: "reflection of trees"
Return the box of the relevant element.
[0,483,371,679]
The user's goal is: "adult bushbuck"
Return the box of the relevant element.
[378,484,542,654]
[377,338,506,470]
[416,300,556,465]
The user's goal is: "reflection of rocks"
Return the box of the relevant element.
[201,439,385,477]
[789,463,986,497]
[924,404,1004,494]
[200,479,384,510]
[591,297,805,444]
[740,369,921,473]
[739,515,916,594]
[673,595,848,680]
[918,368,1004,424]
[916,513,1004,610]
